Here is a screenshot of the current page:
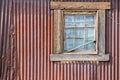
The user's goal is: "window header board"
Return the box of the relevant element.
[50,2,111,10]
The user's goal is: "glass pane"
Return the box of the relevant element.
[85,15,94,27]
[85,40,94,50]
[75,15,85,27]
[64,39,74,50]
[64,29,74,38]
[65,22,75,27]
[76,22,85,27]
[75,28,84,38]
[75,39,84,50]
[65,15,74,22]
[75,15,84,22]
[85,22,94,27]
[85,28,94,40]
[86,15,94,22]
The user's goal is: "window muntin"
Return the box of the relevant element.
[64,14,96,52]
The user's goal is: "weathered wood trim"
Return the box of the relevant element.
[50,2,110,10]
[54,10,64,53]
[64,10,97,15]
[50,54,109,61]
[95,11,99,53]
[98,10,105,55]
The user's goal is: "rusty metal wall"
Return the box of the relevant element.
[0,0,120,80]
[0,0,17,80]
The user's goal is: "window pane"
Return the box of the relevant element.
[75,39,84,50]
[64,29,74,38]
[75,15,84,22]
[64,39,74,50]
[85,15,94,27]
[65,22,75,27]
[85,28,94,40]
[85,40,94,50]
[65,15,74,22]
[75,28,84,38]
[76,22,85,27]
[86,15,94,22]
[85,22,94,27]
[75,15,85,27]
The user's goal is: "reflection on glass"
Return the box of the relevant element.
[76,15,84,22]
[85,28,94,40]
[75,28,84,38]
[65,16,74,22]
[75,39,84,50]
[85,22,94,27]
[65,22,75,27]
[76,22,85,27]
[85,41,94,50]
[64,39,74,50]
[86,15,94,22]
[85,15,94,27]
[64,29,74,38]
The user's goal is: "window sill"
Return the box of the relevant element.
[50,53,109,61]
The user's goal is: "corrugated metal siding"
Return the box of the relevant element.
[0,0,17,80]
[0,0,120,80]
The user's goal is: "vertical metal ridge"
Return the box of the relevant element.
[29,1,31,79]
[38,4,40,79]
[0,0,4,52]
[18,0,21,79]
[87,62,90,80]
[47,0,50,80]
[40,0,44,80]
[50,8,54,80]
[115,1,119,80]
[53,63,57,80]
[31,0,34,79]
[19,0,22,79]
[66,63,70,80]
[25,1,28,80]
[84,63,86,80]
[119,1,120,80]
[44,0,47,80]
[35,1,38,80]
[111,0,115,80]
[13,0,16,79]
[23,1,27,80]
[114,0,117,80]
[33,1,36,80]
[80,62,83,80]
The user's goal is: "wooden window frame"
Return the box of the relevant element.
[50,2,110,61]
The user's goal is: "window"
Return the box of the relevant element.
[50,2,110,61]
[64,12,97,54]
